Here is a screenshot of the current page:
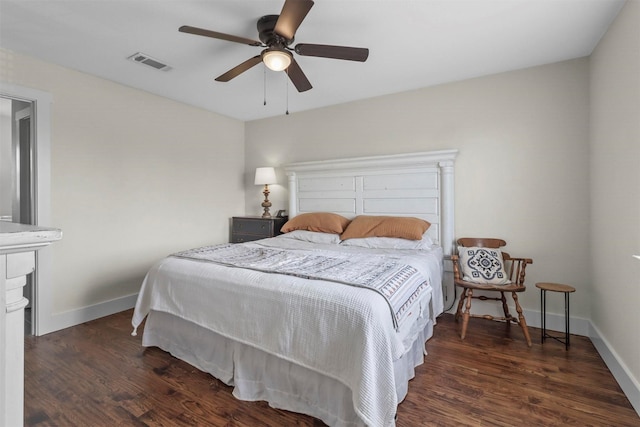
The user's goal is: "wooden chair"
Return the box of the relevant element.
[451,238,533,346]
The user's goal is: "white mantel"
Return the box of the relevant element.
[0,222,61,427]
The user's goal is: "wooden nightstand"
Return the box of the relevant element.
[231,216,288,243]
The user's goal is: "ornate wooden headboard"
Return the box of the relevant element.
[284,150,458,257]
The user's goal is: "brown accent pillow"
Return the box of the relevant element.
[280,212,351,234]
[340,215,431,241]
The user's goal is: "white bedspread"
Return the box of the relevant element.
[172,243,430,330]
[132,238,443,427]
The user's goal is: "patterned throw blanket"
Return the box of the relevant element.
[173,244,429,330]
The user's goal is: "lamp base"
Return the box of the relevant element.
[261,185,272,218]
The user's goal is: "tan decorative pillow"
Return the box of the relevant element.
[280,212,351,234]
[340,215,430,241]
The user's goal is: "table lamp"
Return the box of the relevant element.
[254,167,277,218]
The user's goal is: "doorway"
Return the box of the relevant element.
[1,95,36,334]
[1,83,53,336]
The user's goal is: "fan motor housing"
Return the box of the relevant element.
[258,15,293,46]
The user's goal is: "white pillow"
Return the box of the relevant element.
[458,246,510,285]
[341,234,435,250]
[278,230,341,244]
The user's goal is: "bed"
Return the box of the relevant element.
[132,150,458,427]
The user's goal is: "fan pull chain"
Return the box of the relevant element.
[263,64,267,106]
[285,68,289,115]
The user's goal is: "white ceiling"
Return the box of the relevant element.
[0,0,625,121]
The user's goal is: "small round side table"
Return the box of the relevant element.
[535,282,576,350]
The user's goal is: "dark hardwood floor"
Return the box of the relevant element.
[24,310,639,426]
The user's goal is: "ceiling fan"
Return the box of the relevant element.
[179,0,369,92]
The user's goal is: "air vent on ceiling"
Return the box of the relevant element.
[127,52,172,71]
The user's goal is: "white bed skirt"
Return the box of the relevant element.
[142,310,435,427]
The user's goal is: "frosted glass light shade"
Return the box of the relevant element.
[254,167,277,185]
[262,50,292,72]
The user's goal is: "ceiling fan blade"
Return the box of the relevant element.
[179,25,262,47]
[286,59,312,92]
[274,0,314,41]
[215,55,263,82]
[295,44,369,62]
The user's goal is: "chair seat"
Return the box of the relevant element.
[454,279,526,292]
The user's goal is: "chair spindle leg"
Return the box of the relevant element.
[512,292,532,347]
[461,289,473,340]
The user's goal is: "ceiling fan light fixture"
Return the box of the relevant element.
[182,0,367,92]
[262,48,292,71]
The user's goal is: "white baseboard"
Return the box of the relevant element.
[38,293,138,336]
[522,307,591,337]
[589,323,640,415]
[444,300,590,336]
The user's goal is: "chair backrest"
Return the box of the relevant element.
[457,237,506,249]
[455,237,531,286]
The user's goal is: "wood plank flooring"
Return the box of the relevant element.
[24,310,639,426]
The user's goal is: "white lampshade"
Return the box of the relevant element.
[262,49,292,72]
[254,167,277,185]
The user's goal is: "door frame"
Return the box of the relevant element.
[0,82,54,336]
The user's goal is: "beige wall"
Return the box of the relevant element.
[590,0,640,400]
[245,58,591,319]
[0,49,245,317]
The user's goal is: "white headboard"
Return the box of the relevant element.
[284,150,458,256]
